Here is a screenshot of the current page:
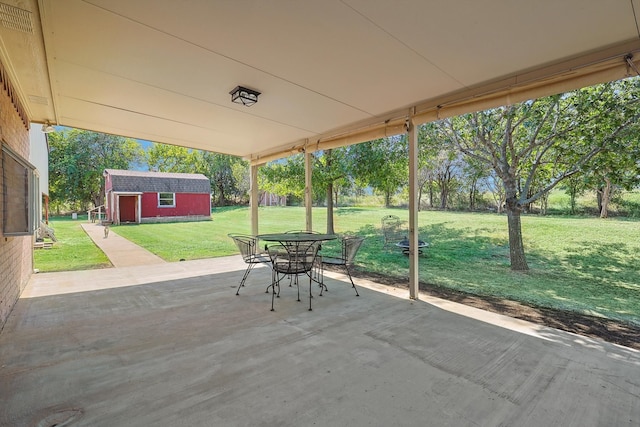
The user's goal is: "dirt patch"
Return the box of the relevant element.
[349,269,640,351]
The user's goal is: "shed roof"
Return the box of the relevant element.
[105,169,211,194]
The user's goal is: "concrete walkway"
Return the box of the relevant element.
[81,222,165,267]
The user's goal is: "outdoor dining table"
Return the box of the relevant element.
[257,232,338,246]
[256,232,338,310]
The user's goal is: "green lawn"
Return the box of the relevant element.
[33,216,111,272]
[36,207,640,327]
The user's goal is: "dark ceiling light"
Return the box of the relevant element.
[230,86,260,107]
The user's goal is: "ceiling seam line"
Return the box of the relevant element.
[58,73,320,134]
[339,0,466,88]
[79,1,376,117]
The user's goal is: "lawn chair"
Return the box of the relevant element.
[268,241,319,311]
[321,236,364,296]
[381,215,403,248]
[284,230,323,285]
[228,234,271,295]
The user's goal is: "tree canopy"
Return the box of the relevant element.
[49,129,142,211]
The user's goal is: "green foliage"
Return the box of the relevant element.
[145,144,197,173]
[349,136,408,207]
[259,155,306,199]
[145,143,249,206]
[195,151,248,206]
[49,130,143,211]
[436,78,640,269]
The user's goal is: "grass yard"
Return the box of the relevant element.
[37,207,640,327]
[33,216,111,272]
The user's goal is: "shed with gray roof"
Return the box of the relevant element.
[103,169,211,225]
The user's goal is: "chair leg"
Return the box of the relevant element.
[271,271,283,311]
[344,265,360,296]
[308,274,313,311]
[317,261,328,295]
[237,263,255,295]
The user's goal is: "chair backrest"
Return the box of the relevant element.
[342,236,365,264]
[381,215,403,245]
[228,234,256,262]
[268,242,318,274]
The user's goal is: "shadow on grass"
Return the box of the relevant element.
[341,221,640,348]
[347,221,640,326]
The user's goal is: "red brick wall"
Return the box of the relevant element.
[0,78,32,328]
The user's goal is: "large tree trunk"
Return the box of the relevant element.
[439,187,448,209]
[569,190,577,215]
[217,181,225,206]
[326,182,335,234]
[506,205,529,271]
[469,180,476,210]
[384,191,391,208]
[600,177,611,219]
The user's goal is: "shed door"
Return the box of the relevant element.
[119,196,137,223]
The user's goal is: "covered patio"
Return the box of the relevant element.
[1,259,639,426]
[1,2,640,425]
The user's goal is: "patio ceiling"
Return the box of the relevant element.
[1,1,640,162]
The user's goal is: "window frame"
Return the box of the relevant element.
[2,143,36,236]
[157,192,176,208]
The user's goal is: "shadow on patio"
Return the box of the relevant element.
[1,257,639,426]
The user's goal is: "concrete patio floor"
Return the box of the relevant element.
[1,256,639,426]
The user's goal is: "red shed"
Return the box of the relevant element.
[103,169,211,225]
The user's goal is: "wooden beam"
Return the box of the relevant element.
[305,148,313,232]
[408,113,419,300]
[250,164,259,236]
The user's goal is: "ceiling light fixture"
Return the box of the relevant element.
[41,121,55,133]
[230,86,260,107]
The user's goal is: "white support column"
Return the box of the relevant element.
[304,149,313,232]
[115,194,120,226]
[408,114,419,300]
[250,164,259,236]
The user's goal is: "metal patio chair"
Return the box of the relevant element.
[381,215,403,248]
[284,230,324,285]
[228,234,271,295]
[268,241,319,311]
[321,236,364,296]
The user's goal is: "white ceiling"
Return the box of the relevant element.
[1,0,640,161]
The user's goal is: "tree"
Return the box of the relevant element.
[195,151,248,206]
[461,156,489,211]
[146,144,197,173]
[49,129,142,210]
[259,155,306,202]
[312,148,350,234]
[349,137,408,207]
[440,79,640,270]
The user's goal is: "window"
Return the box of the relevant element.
[2,143,36,236]
[158,192,175,207]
